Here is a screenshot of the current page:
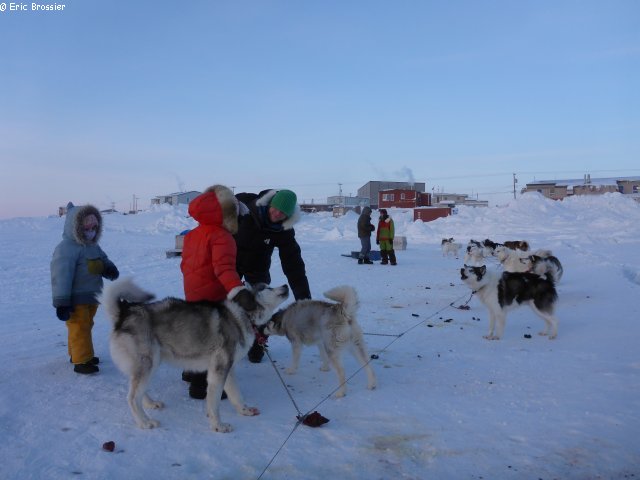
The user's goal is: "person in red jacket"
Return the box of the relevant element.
[376,209,397,265]
[180,185,257,399]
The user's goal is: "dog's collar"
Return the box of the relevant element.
[252,324,268,346]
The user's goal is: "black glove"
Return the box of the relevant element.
[56,306,74,321]
[233,288,257,311]
[103,264,119,281]
[376,239,380,245]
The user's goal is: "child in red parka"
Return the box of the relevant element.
[180,185,256,399]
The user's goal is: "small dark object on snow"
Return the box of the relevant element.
[102,441,115,452]
[298,411,329,427]
[427,324,433,328]
[524,334,532,339]
[457,305,471,310]
[412,313,419,317]
[444,318,453,323]
[370,354,379,359]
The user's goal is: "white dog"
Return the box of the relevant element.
[263,285,377,397]
[99,278,289,433]
[441,238,462,257]
[460,265,559,340]
[493,245,531,272]
[464,240,486,266]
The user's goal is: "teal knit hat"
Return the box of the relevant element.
[270,190,297,217]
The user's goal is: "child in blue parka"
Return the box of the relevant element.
[50,202,119,374]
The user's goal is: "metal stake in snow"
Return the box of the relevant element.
[264,348,329,427]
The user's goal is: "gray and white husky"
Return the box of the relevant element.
[460,265,559,340]
[263,285,377,397]
[99,277,289,433]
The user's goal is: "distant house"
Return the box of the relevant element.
[522,175,640,201]
[151,191,202,206]
[413,206,453,222]
[358,181,426,209]
[327,195,370,208]
[433,193,488,208]
[298,202,333,213]
[378,189,432,209]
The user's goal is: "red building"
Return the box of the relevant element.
[413,207,452,222]
[378,189,432,209]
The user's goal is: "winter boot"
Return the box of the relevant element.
[380,250,389,265]
[389,250,397,265]
[70,356,99,365]
[364,257,374,264]
[74,362,99,374]
[247,338,265,363]
[357,258,364,264]
[188,371,208,399]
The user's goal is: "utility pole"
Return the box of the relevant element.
[513,173,518,199]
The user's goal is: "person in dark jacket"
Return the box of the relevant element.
[234,189,311,362]
[50,202,119,374]
[357,206,375,264]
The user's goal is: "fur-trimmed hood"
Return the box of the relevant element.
[63,203,103,246]
[189,185,239,234]
[254,189,301,230]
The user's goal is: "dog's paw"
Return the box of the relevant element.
[483,335,500,340]
[319,365,331,372]
[239,406,260,416]
[334,390,346,398]
[213,422,233,433]
[285,367,297,375]
[138,418,160,429]
[144,399,164,410]
[367,382,377,390]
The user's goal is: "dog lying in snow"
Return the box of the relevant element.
[460,265,559,340]
[263,285,377,398]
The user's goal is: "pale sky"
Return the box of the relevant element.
[1,0,638,218]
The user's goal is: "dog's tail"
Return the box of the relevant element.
[323,285,359,318]
[98,277,155,325]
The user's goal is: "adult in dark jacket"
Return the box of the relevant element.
[357,206,375,264]
[234,189,311,362]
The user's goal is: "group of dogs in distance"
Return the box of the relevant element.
[441,237,563,342]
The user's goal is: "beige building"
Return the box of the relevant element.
[522,175,640,201]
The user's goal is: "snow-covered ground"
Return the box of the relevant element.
[1,192,639,479]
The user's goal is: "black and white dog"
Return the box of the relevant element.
[460,265,559,340]
[526,253,563,283]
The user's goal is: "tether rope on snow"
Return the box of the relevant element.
[256,290,473,480]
